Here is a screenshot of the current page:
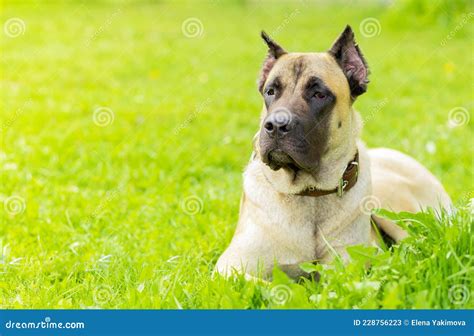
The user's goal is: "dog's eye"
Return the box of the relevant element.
[314,92,326,99]
[266,88,275,96]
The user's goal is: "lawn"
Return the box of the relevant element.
[1,0,472,309]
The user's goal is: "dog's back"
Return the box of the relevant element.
[370,148,453,242]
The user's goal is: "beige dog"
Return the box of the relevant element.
[215,26,452,279]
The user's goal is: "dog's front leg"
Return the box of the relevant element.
[214,231,275,279]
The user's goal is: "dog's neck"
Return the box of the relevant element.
[296,151,359,197]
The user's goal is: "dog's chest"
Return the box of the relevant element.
[273,201,321,256]
[244,174,344,261]
[269,195,341,238]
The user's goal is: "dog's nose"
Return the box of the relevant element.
[263,111,292,137]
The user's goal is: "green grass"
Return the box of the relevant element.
[1,1,472,309]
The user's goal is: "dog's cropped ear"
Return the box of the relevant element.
[329,25,369,98]
[258,31,287,93]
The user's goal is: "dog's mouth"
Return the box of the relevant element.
[264,149,302,172]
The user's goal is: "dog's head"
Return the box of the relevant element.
[257,25,369,178]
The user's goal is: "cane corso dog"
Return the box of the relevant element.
[215,26,452,279]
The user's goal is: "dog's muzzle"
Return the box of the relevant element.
[262,109,294,139]
[263,149,300,171]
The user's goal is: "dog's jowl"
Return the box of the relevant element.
[215,26,452,279]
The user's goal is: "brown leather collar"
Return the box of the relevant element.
[296,152,359,197]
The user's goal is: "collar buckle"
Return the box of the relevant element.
[337,179,349,197]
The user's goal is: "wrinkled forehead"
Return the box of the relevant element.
[267,52,350,100]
